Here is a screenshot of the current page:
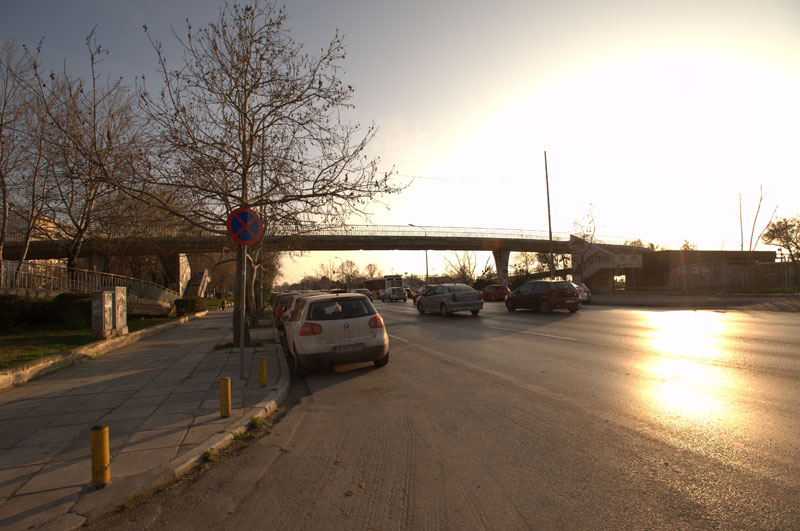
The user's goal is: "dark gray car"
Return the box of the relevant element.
[505,280,580,314]
[416,283,483,316]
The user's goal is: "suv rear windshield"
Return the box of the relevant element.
[307,298,376,321]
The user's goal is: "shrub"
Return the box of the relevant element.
[53,292,92,328]
[0,295,24,332]
[174,297,205,316]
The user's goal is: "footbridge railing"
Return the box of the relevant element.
[0,261,179,306]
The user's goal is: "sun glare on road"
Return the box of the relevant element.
[637,311,741,426]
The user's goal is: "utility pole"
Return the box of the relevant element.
[544,151,555,280]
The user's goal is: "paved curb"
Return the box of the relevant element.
[46,322,291,530]
[0,311,209,392]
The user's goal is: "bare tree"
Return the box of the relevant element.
[444,251,477,285]
[739,186,778,251]
[364,262,381,279]
[131,1,402,344]
[25,31,145,273]
[337,259,359,290]
[0,38,36,266]
[511,252,536,276]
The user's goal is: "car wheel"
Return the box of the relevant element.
[440,303,449,316]
[569,307,578,313]
[471,309,480,316]
[540,300,553,314]
[506,301,515,312]
[373,352,389,368]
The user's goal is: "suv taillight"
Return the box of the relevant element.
[451,294,457,302]
[299,322,323,336]
[369,315,385,328]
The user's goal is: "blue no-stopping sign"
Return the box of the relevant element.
[226,207,263,246]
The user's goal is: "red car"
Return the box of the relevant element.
[480,285,510,302]
[273,292,300,328]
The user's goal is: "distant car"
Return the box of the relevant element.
[572,282,592,304]
[352,288,373,301]
[273,292,300,328]
[412,285,434,303]
[281,293,389,376]
[381,287,407,302]
[480,284,510,302]
[416,283,483,316]
[505,280,580,314]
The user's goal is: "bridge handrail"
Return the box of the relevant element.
[0,261,179,305]
[82,223,633,246]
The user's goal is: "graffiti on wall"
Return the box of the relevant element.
[669,264,718,289]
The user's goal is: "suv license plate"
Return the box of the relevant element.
[334,344,365,354]
[565,299,576,303]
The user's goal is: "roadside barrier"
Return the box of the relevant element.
[91,425,110,488]
[220,377,231,418]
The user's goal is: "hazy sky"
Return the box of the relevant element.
[3,0,799,283]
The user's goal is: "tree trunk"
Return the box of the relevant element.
[232,246,251,347]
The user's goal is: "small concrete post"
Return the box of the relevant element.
[103,286,128,336]
[91,291,114,339]
[91,425,110,488]
[220,377,232,418]
[258,357,267,387]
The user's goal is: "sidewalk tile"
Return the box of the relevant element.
[119,395,167,409]
[18,426,83,447]
[99,406,158,422]
[48,409,109,428]
[141,413,193,431]
[182,424,228,446]
[15,459,89,494]
[167,391,207,404]
[0,465,43,498]
[111,448,177,477]
[120,427,188,453]
[0,486,83,531]
[0,442,67,470]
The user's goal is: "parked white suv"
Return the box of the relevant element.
[282,293,389,376]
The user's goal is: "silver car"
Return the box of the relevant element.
[416,283,483,316]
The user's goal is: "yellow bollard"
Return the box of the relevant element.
[90,425,110,488]
[258,357,267,387]
[220,377,231,418]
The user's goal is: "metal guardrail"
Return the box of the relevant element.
[0,261,179,305]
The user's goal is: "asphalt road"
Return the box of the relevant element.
[91,301,800,530]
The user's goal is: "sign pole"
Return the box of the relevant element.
[544,151,555,280]
[225,206,264,382]
[239,244,246,381]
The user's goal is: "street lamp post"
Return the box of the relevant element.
[334,256,347,291]
[409,224,429,283]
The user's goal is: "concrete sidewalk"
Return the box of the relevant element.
[591,292,800,311]
[0,309,289,531]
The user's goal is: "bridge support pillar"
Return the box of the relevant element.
[492,248,510,286]
[158,253,191,297]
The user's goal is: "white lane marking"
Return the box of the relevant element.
[389,334,409,342]
[484,325,579,342]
